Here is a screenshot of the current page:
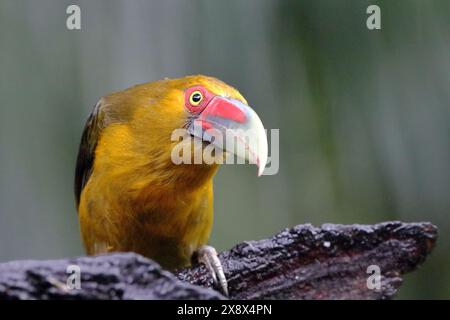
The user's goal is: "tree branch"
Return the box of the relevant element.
[0,221,437,300]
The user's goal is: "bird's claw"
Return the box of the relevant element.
[195,245,228,296]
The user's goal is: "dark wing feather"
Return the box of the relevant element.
[74,101,105,208]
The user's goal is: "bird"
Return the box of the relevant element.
[74,75,267,295]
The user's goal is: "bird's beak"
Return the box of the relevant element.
[188,96,268,176]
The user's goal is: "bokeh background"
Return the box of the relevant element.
[0,0,449,299]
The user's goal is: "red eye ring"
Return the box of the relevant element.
[185,86,213,112]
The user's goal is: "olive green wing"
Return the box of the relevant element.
[74,101,105,208]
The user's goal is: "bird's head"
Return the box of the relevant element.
[88,75,267,194]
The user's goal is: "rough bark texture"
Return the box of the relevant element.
[0,221,437,300]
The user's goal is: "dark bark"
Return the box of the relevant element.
[0,221,437,300]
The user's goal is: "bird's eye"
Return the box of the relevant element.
[189,91,203,106]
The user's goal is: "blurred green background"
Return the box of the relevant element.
[0,0,449,299]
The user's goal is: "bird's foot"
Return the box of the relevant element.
[194,245,228,296]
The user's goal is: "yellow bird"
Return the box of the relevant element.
[74,75,267,294]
